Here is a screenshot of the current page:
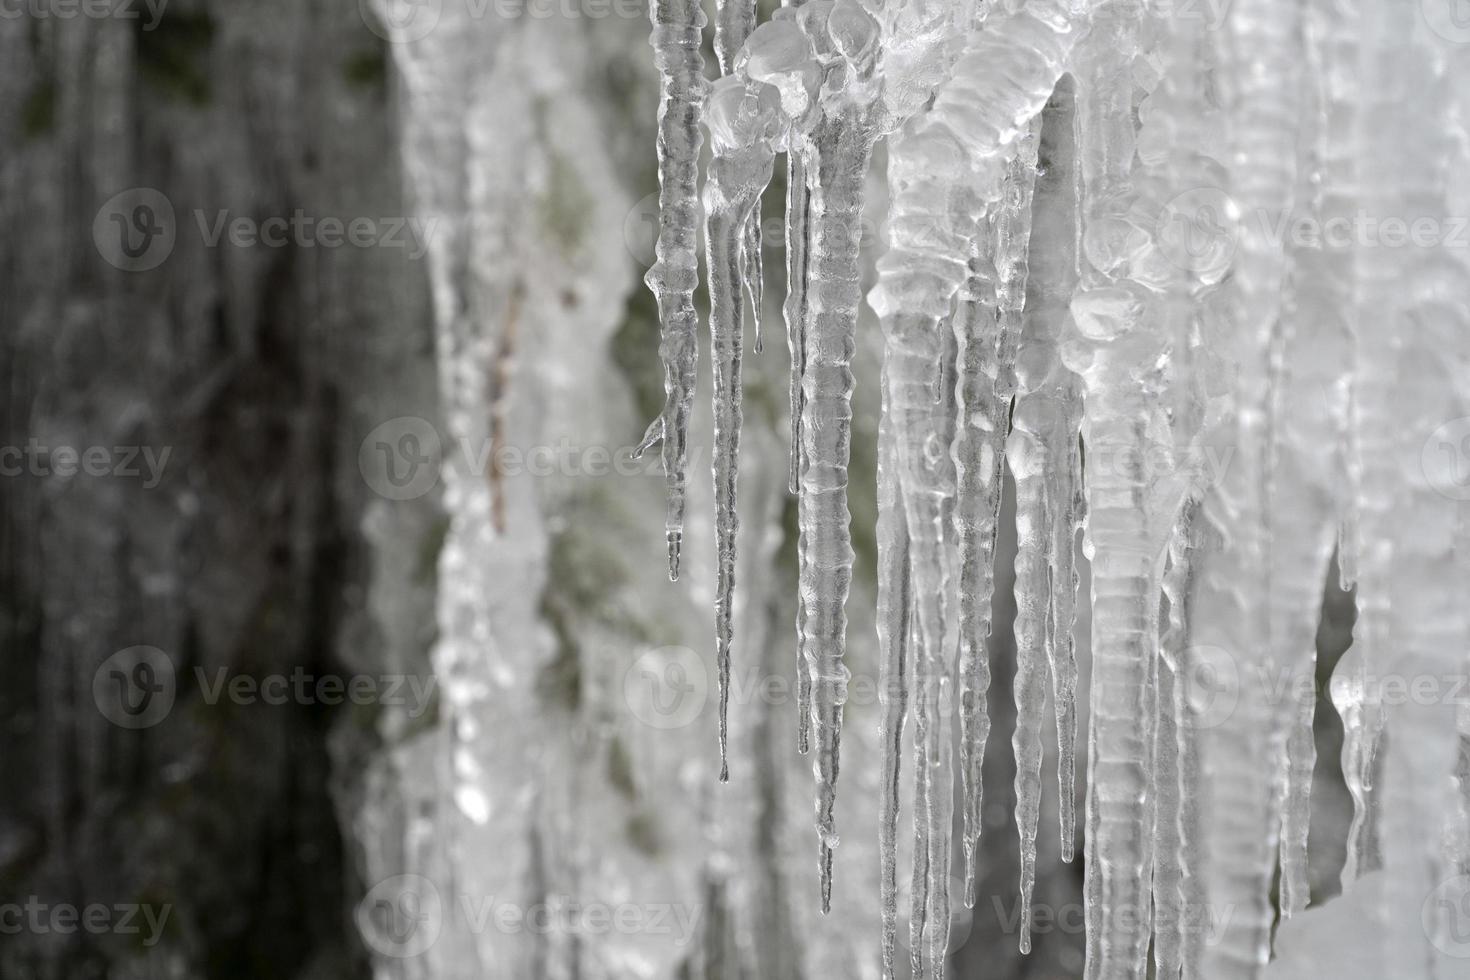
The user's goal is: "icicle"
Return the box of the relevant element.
[871,0,1092,929]
[789,0,884,913]
[876,356,912,980]
[638,0,708,581]
[714,0,764,358]
[950,205,1001,912]
[786,153,811,503]
[1368,9,1463,976]
[1153,504,1198,980]
[1182,0,1305,972]
[1277,0,1359,917]
[1069,6,1160,976]
[1031,73,1087,865]
[702,76,783,782]
[784,0,813,752]
[908,587,932,980]
[1002,122,1052,954]
[1334,0,1421,885]
[1008,75,1080,951]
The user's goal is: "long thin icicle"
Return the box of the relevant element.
[638,0,707,581]
[793,0,883,912]
[999,121,1053,954]
[1277,0,1358,917]
[702,77,782,782]
[876,355,912,980]
[1008,76,1079,952]
[784,0,814,756]
[951,206,1001,910]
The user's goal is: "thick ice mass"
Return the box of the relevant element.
[635,0,1470,976]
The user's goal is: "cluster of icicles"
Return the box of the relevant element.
[636,0,1470,977]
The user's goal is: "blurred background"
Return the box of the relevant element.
[0,1,1357,977]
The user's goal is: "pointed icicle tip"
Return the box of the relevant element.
[667,533,682,582]
[634,416,662,460]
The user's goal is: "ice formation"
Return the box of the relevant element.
[640,0,1470,976]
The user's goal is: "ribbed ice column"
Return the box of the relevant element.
[1153,502,1200,980]
[1190,1,1303,975]
[1278,0,1359,917]
[1068,6,1157,977]
[1008,76,1080,955]
[800,105,876,911]
[951,205,1002,909]
[703,77,784,781]
[1332,0,1430,886]
[639,0,708,580]
[1368,6,1463,977]
[876,356,912,979]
